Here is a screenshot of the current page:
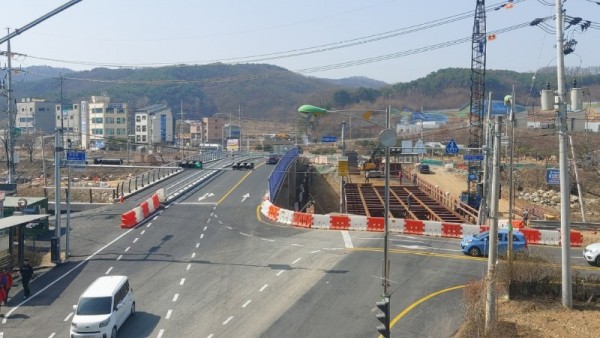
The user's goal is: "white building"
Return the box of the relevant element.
[16,98,56,134]
[55,102,84,147]
[86,96,128,150]
[134,104,174,148]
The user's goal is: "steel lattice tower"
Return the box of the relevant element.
[467,0,486,207]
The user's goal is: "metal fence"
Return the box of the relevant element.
[268,148,299,200]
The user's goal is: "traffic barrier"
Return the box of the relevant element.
[349,215,368,231]
[569,231,584,247]
[156,188,166,203]
[442,223,462,238]
[151,194,160,209]
[404,220,424,235]
[366,217,384,232]
[330,215,350,230]
[120,210,137,228]
[146,198,155,214]
[423,220,442,237]
[461,224,481,238]
[133,206,144,224]
[389,218,404,233]
[539,229,560,245]
[278,209,294,225]
[292,212,313,228]
[520,228,542,245]
[267,204,280,221]
[140,201,150,218]
[512,220,525,229]
[261,200,271,217]
[312,214,331,229]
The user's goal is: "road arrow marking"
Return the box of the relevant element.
[198,192,215,201]
[241,193,250,203]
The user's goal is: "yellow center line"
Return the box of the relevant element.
[215,162,265,206]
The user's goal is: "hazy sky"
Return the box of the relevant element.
[1,0,598,84]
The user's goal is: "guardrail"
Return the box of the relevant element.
[268,148,299,200]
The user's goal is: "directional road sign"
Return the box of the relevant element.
[321,136,337,143]
[445,139,459,155]
[463,154,485,161]
[546,168,560,185]
[66,151,86,161]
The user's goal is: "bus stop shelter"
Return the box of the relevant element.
[0,214,51,270]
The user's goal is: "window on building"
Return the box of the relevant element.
[92,129,103,135]
[29,107,33,112]
[105,117,115,124]
[57,116,60,120]
[142,135,147,142]
[136,135,141,142]
[136,116,141,122]
[106,129,115,135]
[136,126,141,132]
[142,126,147,132]
[92,117,103,123]
[142,115,147,120]
[117,128,126,135]
[92,108,103,114]
[74,105,78,110]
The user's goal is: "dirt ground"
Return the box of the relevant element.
[419,166,600,338]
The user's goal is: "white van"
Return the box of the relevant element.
[71,275,135,338]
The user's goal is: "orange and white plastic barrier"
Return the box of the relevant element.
[120,189,164,228]
[259,196,583,247]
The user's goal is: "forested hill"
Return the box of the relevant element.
[11,63,345,120]
[10,64,600,120]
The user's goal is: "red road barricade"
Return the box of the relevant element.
[267,205,280,221]
[120,210,137,228]
[442,223,462,238]
[140,201,150,218]
[570,231,584,247]
[292,212,313,228]
[151,194,160,209]
[330,215,350,230]
[366,217,384,232]
[520,228,542,245]
[404,220,424,235]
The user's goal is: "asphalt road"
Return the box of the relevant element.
[1,158,597,338]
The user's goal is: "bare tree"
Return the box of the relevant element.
[18,131,41,163]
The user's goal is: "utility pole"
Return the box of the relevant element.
[507,89,516,262]
[6,30,16,184]
[179,100,185,158]
[477,93,493,226]
[555,0,572,309]
[54,76,65,263]
[340,121,346,213]
[485,115,502,334]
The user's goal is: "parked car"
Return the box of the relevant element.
[583,242,600,266]
[419,164,431,174]
[266,154,279,164]
[460,229,528,257]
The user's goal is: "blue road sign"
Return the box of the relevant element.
[463,154,485,161]
[66,151,86,161]
[445,139,459,155]
[546,168,560,185]
[321,136,337,143]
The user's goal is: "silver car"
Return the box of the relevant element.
[583,243,600,266]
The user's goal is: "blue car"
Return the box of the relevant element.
[460,229,528,257]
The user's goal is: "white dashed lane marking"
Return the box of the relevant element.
[259,284,269,292]
[125,247,130,252]
[105,267,113,275]
[196,243,200,248]
[200,234,204,239]
[157,329,164,338]
[63,312,74,321]
[223,316,233,325]
[117,255,123,261]
[166,309,172,319]
[186,263,191,271]
[291,258,301,265]
[276,270,285,277]
[133,237,139,243]
[203,226,208,231]
[173,294,179,302]
[242,300,251,308]
[180,278,186,286]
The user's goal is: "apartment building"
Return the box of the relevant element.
[16,98,56,134]
[189,121,204,147]
[86,96,128,150]
[202,116,226,144]
[134,104,174,148]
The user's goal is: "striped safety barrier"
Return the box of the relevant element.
[258,197,584,247]
[120,190,163,229]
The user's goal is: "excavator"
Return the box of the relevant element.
[361,144,384,171]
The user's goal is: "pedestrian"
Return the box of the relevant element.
[19,259,34,299]
[0,269,12,304]
[412,173,417,185]
[407,193,413,211]
[0,284,5,317]
[398,170,403,184]
[364,171,370,183]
